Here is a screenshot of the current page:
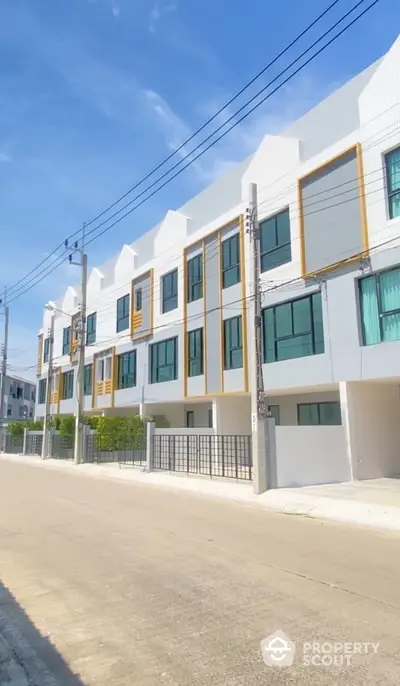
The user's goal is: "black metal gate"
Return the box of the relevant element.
[152,434,252,480]
[51,434,74,459]
[26,433,43,456]
[85,433,146,466]
[4,433,23,454]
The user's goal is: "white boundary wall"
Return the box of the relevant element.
[274,425,350,488]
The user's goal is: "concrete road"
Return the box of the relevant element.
[1,461,400,685]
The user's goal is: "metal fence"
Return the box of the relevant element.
[153,434,252,480]
[85,433,147,466]
[26,433,43,456]
[51,433,74,460]
[4,433,23,454]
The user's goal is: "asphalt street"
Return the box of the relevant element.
[1,458,400,685]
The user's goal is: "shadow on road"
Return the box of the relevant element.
[0,581,86,686]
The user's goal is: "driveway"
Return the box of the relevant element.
[1,458,400,684]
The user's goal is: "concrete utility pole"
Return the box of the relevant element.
[0,288,9,428]
[67,231,88,465]
[246,183,270,494]
[41,309,55,459]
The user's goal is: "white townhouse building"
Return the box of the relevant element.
[36,36,400,488]
[0,373,36,421]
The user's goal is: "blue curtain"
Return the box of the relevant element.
[360,276,380,345]
[380,269,400,342]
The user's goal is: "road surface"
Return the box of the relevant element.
[1,458,400,684]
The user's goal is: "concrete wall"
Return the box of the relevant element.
[274,426,350,488]
[213,395,251,435]
[342,381,400,480]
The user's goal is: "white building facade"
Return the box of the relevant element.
[1,374,36,421]
[36,37,400,487]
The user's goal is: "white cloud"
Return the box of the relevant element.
[111,3,120,18]
[148,2,177,33]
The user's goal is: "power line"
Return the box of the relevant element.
[3,0,381,304]
[21,227,400,376]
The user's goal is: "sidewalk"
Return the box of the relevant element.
[2,453,400,533]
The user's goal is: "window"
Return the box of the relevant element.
[298,401,341,426]
[43,337,50,363]
[62,326,71,355]
[224,316,243,370]
[162,269,178,313]
[117,351,136,389]
[221,234,240,288]
[38,378,47,404]
[86,313,96,345]
[116,294,130,332]
[84,364,92,396]
[385,147,400,219]
[61,370,74,400]
[98,359,105,381]
[263,292,324,363]
[268,405,280,425]
[31,388,36,403]
[188,328,203,377]
[135,288,142,312]
[7,405,11,417]
[360,267,400,345]
[150,337,178,383]
[187,254,203,303]
[105,357,112,380]
[186,410,194,428]
[260,208,291,272]
[208,408,213,428]
[16,387,23,399]
[24,384,30,400]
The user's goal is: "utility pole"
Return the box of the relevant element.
[67,231,87,465]
[0,289,9,438]
[41,309,55,459]
[246,183,270,494]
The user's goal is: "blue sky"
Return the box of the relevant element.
[0,0,399,378]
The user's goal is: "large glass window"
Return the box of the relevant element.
[117,351,136,389]
[43,337,50,363]
[62,326,71,355]
[385,147,400,219]
[260,208,291,273]
[263,292,324,363]
[116,294,130,333]
[150,337,178,383]
[221,234,240,289]
[162,269,178,313]
[84,364,92,396]
[298,402,341,426]
[61,370,74,400]
[187,254,203,303]
[38,378,47,404]
[188,328,203,377]
[86,313,96,345]
[224,316,243,370]
[360,267,400,345]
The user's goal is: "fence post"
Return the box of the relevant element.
[146,422,155,472]
[22,428,28,455]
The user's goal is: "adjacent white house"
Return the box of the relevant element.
[0,373,36,421]
[35,36,400,488]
